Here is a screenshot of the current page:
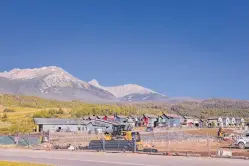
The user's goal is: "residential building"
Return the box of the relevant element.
[34,118,125,134]
[182,116,200,127]
[235,117,245,126]
[141,114,158,127]
[33,118,89,132]
[207,117,223,127]
[84,115,97,120]
[128,115,139,126]
[96,115,108,120]
[222,117,230,127]
[114,115,128,123]
[90,119,123,133]
[229,117,236,126]
[158,113,181,127]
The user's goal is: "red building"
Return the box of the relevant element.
[141,114,158,127]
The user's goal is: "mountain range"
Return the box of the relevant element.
[0,66,171,103]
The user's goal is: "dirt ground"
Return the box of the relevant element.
[184,128,234,137]
[141,128,249,157]
[39,129,249,157]
[143,139,249,157]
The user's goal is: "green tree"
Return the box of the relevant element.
[211,121,215,128]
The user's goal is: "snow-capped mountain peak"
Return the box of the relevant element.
[0,66,67,80]
[88,79,164,98]
[0,66,116,102]
[0,66,166,102]
[0,66,90,89]
[105,84,156,98]
[88,79,100,87]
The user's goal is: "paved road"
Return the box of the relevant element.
[0,149,248,166]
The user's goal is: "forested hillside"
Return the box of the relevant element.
[1,94,249,118]
[0,94,249,134]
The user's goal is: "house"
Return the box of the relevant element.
[96,115,108,120]
[222,117,230,127]
[182,116,200,127]
[141,114,158,127]
[90,119,123,133]
[114,115,128,123]
[207,117,223,127]
[235,117,245,126]
[229,117,236,126]
[33,118,89,132]
[84,115,97,120]
[83,115,109,121]
[128,115,139,126]
[158,113,181,127]
[34,117,126,134]
[165,113,181,127]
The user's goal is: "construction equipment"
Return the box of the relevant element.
[217,127,230,141]
[89,123,144,151]
[218,127,225,137]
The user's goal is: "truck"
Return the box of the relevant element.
[234,132,249,149]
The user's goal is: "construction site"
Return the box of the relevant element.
[10,124,246,159]
[1,117,249,160]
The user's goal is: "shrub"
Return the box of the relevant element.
[1,113,8,122]
[56,107,64,114]
[3,108,15,112]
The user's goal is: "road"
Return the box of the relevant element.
[0,149,248,166]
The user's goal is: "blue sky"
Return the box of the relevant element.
[0,0,248,99]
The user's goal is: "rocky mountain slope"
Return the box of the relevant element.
[0,66,168,102]
[88,79,166,101]
[2,66,244,105]
[0,66,116,102]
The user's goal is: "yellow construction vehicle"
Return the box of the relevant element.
[103,124,144,151]
[90,123,144,151]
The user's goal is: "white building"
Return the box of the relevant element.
[229,117,236,126]
[235,117,245,126]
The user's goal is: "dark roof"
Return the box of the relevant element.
[34,118,89,125]
[96,115,107,119]
[89,115,97,120]
[163,113,181,118]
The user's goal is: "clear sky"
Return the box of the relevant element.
[0,0,248,99]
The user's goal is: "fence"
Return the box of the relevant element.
[1,128,247,157]
[0,134,41,147]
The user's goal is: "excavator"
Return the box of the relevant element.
[89,123,144,151]
[217,127,229,140]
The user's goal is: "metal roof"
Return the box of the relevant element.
[143,114,158,118]
[207,117,219,120]
[115,115,128,119]
[91,119,122,126]
[33,118,90,125]
[183,116,195,119]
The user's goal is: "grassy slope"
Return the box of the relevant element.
[0,94,249,120]
[0,161,50,166]
[0,94,248,134]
